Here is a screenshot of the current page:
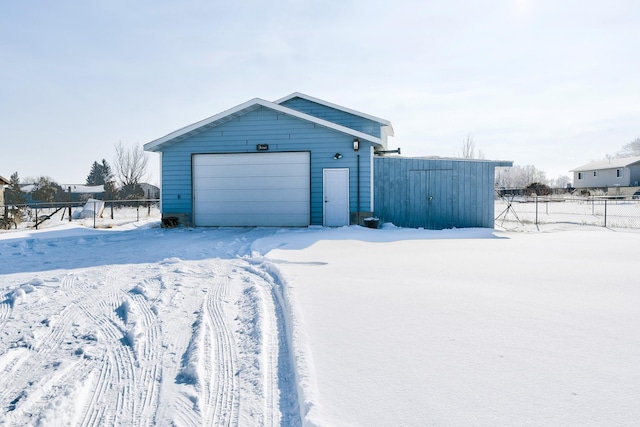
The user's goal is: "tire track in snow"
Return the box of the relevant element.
[242,261,302,426]
[11,356,95,424]
[0,300,83,411]
[74,275,163,427]
[232,261,281,426]
[202,262,239,426]
[75,290,138,426]
[127,291,163,425]
[0,299,11,331]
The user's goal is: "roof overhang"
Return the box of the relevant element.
[144,98,385,152]
[0,175,10,186]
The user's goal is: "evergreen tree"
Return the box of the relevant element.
[31,176,60,203]
[5,172,26,205]
[86,159,114,185]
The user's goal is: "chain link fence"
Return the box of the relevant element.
[1,199,160,230]
[495,195,640,229]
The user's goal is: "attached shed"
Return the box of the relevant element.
[374,157,512,229]
[145,92,511,229]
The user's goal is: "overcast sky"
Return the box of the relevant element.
[1,0,638,185]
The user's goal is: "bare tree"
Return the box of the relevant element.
[113,142,149,188]
[461,133,475,158]
[616,136,640,158]
[460,133,485,159]
[495,164,548,188]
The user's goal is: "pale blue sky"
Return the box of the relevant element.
[1,0,638,185]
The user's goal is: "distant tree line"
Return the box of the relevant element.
[3,143,153,204]
[466,134,640,191]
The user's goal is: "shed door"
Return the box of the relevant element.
[408,170,453,229]
[323,168,350,226]
[193,152,310,226]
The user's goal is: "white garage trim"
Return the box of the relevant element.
[193,152,310,226]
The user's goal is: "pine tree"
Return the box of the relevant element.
[86,161,102,185]
[5,172,26,205]
[86,159,115,186]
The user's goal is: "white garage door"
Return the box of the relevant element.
[193,152,310,226]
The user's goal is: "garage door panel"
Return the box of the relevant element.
[196,213,309,227]
[196,201,310,215]
[194,154,307,167]
[195,163,310,179]
[198,188,309,203]
[198,176,309,190]
[193,152,310,226]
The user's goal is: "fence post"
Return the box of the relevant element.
[68,187,72,222]
[604,199,607,228]
[137,200,140,222]
[93,200,96,229]
[35,204,38,230]
[535,196,539,226]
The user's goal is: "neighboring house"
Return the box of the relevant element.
[571,156,640,189]
[0,175,10,206]
[20,184,105,203]
[137,183,160,199]
[144,92,512,229]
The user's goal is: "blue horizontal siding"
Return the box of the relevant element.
[280,97,382,138]
[160,106,373,225]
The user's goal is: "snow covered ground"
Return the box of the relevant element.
[1,216,639,426]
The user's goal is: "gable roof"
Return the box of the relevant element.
[0,175,10,186]
[274,92,394,133]
[144,97,386,152]
[571,156,640,172]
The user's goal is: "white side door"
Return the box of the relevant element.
[323,168,350,226]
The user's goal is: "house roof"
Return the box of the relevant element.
[144,97,387,153]
[274,92,395,135]
[383,156,513,168]
[0,175,10,186]
[571,156,640,172]
[20,184,105,193]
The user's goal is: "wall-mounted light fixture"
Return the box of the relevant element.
[353,137,359,151]
[333,153,343,160]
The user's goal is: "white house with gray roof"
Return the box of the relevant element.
[571,156,640,188]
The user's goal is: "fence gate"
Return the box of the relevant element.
[408,170,454,229]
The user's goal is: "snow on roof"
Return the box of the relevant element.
[0,175,10,185]
[570,156,640,172]
[144,97,385,152]
[20,184,104,193]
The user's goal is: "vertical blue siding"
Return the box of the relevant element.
[374,157,499,229]
[160,106,373,225]
[280,97,382,138]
